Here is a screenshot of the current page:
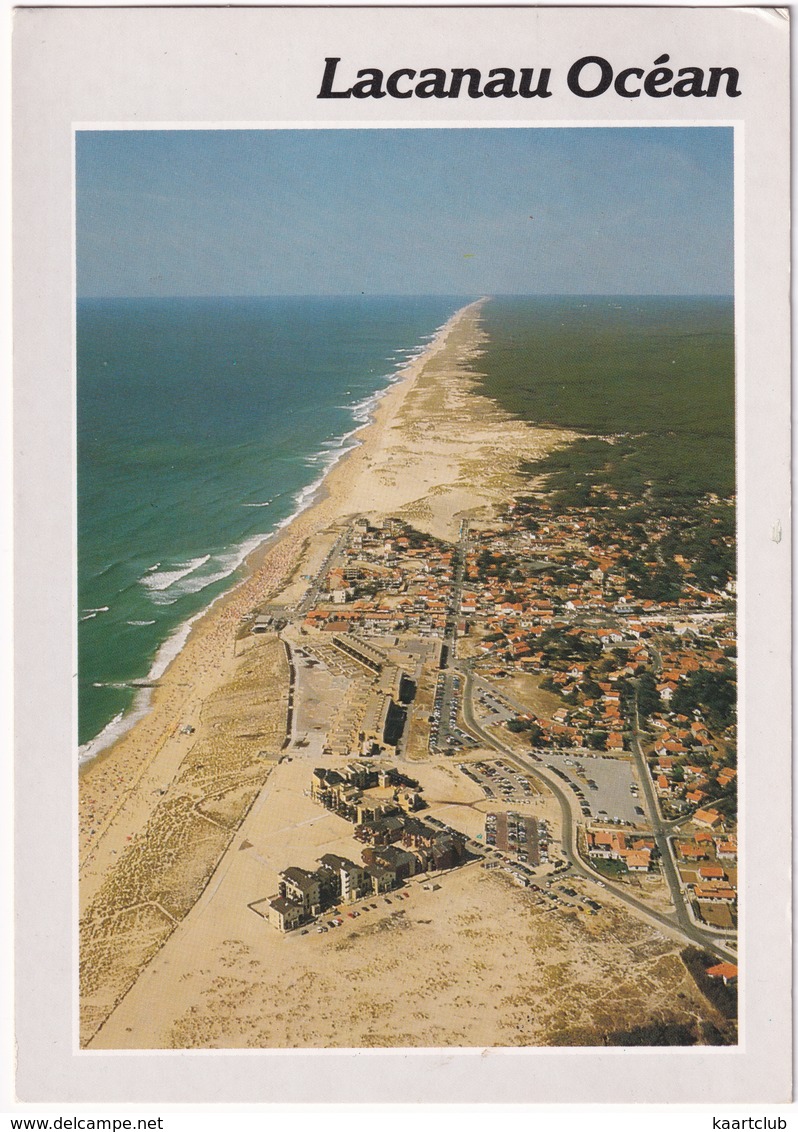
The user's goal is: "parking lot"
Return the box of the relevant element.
[429,671,477,753]
[481,859,604,917]
[474,688,515,724]
[541,752,647,826]
[459,758,538,805]
[299,889,415,935]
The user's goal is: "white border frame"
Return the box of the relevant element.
[13,6,791,1104]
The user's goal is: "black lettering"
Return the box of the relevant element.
[518,67,553,98]
[351,68,386,99]
[673,67,707,97]
[415,68,450,98]
[706,66,742,97]
[568,56,613,98]
[644,54,673,97]
[317,57,352,99]
[385,68,416,98]
[483,67,517,98]
[448,68,484,98]
[614,66,644,98]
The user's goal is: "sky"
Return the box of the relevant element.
[76,127,734,298]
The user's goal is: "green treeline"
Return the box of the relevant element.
[671,666,738,731]
[477,296,735,505]
[681,947,738,1020]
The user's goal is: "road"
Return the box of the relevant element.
[432,521,470,751]
[627,693,736,950]
[458,668,737,962]
[296,527,351,616]
[443,519,469,660]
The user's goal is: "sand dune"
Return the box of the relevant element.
[78,301,730,1050]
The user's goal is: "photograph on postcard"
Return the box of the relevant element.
[76,124,740,1050]
[13,4,791,1103]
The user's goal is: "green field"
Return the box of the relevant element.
[477,296,735,507]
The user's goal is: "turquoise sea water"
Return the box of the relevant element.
[77,295,466,754]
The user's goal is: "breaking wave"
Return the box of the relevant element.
[139,555,211,593]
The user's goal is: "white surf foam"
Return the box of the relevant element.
[140,554,211,593]
[163,539,264,602]
[80,307,465,765]
[79,710,127,764]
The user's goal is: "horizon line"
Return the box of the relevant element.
[77,291,735,302]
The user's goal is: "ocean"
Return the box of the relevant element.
[77,295,467,756]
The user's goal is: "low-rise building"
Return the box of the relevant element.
[279,866,322,916]
[706,962,738,985]
[318,853,371,903]
[268,896,303,933]
[694,884,737,904]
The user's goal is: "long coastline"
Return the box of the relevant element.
[78,299,484,871]
[79,296,583,1047]
[78,306,461,767]
[76,293,741,1054]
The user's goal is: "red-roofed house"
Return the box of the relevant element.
[698,866,727,883]
[622,849,651,872]
[706,962,738,985]
[694,885,736,904]
[693,808,723,829]
[586,829,627,859]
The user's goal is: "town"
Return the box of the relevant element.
[249,478,737,984]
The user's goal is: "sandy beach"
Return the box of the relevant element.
[78,299,575,1044]
[79,300,563,871]
[78,300,731,1050]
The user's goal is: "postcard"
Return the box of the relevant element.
[12,4,791,1105]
